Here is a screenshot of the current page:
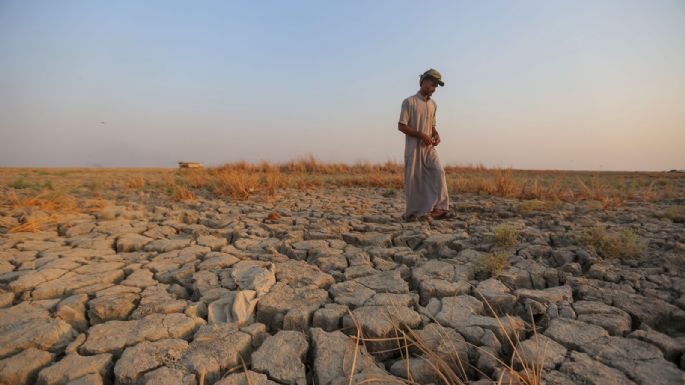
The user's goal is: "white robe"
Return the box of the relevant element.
[399,92,450,217]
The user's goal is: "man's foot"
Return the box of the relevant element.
[429,209,451,220]
[403,213,430,222]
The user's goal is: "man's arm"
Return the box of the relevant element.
[399,123,433,146]
[398,98,432,146]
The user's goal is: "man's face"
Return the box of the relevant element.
[421,79,438,97]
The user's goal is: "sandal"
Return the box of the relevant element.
[430,209,453,220]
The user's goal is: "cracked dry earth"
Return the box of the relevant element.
[1,188,684,385]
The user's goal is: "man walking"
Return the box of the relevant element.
[398,69,450,220]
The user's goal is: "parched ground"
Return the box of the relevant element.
[1,177,685,384]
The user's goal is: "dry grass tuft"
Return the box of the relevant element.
[491,224,520,249]
[577,225,647,259]
[172,187,197,201]
[186,171,211,188]
[125,176,146,189]
[1,189,106,233]
[661,205,685,223]
[208,168,260,200]
[494,169,518,197]
[9,214,60,233]
[473,250,510,279]
[264,169,284,196]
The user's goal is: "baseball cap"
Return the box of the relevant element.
[420,68,445,86]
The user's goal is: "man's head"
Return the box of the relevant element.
[419,68,444,97]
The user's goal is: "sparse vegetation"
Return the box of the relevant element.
[516,199,559,213]
[125,176,146,189]
[172,187,196,201]
[263,169,283,197]
[9,177,53,190]
[208,168,260,200]
[382,189,398,198]
[1,160,682,384]
[577,225,647,259]
[344,295,545,384]
[473,250,510,278]
[0,189,106,233]
[491,224,520,249]
[661,205,685,223]
[1,157,684,203]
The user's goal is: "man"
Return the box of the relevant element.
[398,68,450,220]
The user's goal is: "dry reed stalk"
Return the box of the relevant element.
[187,172,210,188]
[201,158,657,204]
[172,187,196,201]
[9,214,59,233]
[2,189,106,233]
[495,169,518,197]
[125,176,146,189]
[209,169,259,200]
[342,290,547,385]
[10,158,675,205]
[641,180,657,201]
[264,170,284,196]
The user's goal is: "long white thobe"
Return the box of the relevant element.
[398,91,450,217]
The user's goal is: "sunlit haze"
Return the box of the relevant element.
[1,1,684,170]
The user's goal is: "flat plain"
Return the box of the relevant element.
[1,163,684,385]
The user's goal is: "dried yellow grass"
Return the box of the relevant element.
[125,176,146,189]
[172,187,197,201]
[1,189,106,233]
[2,158,682,204]
[344,292,546,385]
[208,168,260,200]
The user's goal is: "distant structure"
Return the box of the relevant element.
[179,162,204,169]
[667,169,685,173]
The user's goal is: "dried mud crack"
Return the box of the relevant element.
[1,187,684,385]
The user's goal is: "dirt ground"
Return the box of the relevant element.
[1,166,684,385]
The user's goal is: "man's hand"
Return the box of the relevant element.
[419,132,433,146]
[432,132,441,146]
[399,123,433,146]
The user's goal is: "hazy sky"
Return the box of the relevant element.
[1,1,684,170]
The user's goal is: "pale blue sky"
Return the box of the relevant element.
[1,0,684,170]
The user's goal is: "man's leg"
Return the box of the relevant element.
[403,155,417,219]
[434,166,450,211]
[428,150,450,218]
[403,150,434,219]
